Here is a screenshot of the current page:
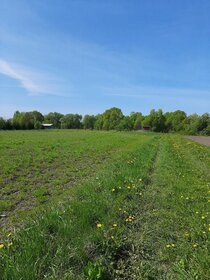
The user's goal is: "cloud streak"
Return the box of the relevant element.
[102,85,210,101]
[0,59,66,96]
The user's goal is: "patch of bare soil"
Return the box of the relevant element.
[186,136,210,147]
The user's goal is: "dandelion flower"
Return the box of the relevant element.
[0,244,4,249]
[112,188,115,192]
[166,244,171,248]
[96,223,103,229]
[113,223,117,227]
[201,216,205,219]
[171,244,175,247]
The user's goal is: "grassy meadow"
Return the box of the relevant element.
[0,130,209,279]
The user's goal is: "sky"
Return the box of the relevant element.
[1,0,210,118]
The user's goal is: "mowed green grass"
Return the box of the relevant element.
[0,131,209,279]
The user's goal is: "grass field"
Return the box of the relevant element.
[0,130,209,279]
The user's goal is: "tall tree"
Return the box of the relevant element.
[102,107,124,130]
[44,112,63,128]
[83,115,96,129]
[60,114,82,129]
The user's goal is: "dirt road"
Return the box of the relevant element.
[186,136,210,147]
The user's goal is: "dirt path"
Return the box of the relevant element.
[186,136,210,147]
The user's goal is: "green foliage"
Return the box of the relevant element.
[44,112,63,128]
[102,107,124,130]
[34,121,42,130]
[83,115,96,129]
[142,109,165,132]
[94,114,103,130]
[1,108,210,135]
[165,110,187,132]
[0,117,6,129]
[84,261,107,280]
[60,114,82,129]
[130,112,143,130]
[12,111,44,130]
[118,116,133,131]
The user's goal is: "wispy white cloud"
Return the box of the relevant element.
[102,85,210,100]
[0,59,67,96]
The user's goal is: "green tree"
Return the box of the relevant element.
[12,110,44,129]
[165,110,187,132]
[83,115,96,129]
[118,116,133,131]
[102,107,124,130]
[94,114,103,130]
[130,112,143,130]
[44,112,63,128]
[144,109,165,132]
[0,117,6,129]
[60,114,82,129]
[34,121,43,130]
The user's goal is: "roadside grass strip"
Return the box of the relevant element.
[0,134,160,279]
[123,135,210,279]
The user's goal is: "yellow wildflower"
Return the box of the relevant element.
[8,242,13,247]
[166,244,171,248]
[113,223,117,227]
[171,244,175,247]
[111,236,115,240]
[96,223,102,229]
[0,244,4,249]
[112,188,115,192]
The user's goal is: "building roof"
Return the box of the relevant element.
[42,123,53,127]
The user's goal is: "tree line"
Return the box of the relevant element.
[0,108,210,135]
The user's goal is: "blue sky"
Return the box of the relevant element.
[1,0,210,118]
